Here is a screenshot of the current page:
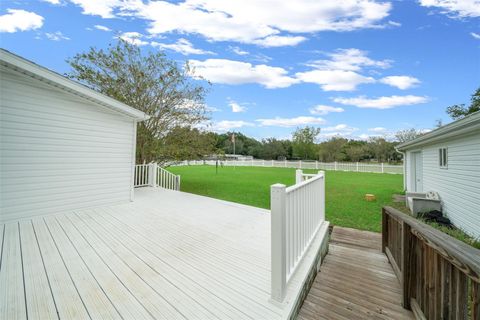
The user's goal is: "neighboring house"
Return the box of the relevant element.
[396,111,480,237]
[0,49,149,223]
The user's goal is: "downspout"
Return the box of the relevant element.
[395,147,406,192]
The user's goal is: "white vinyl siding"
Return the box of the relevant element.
[1,67,136,223]
[411,133,480,237]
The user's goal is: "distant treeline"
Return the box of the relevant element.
[213,128,404,164]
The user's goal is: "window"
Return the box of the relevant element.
[439,148,448,168]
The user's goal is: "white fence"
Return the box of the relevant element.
[177,159,403,174]
[134,163,180,191]
[270,170,326,301]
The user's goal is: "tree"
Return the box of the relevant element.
[317,137,348,162]
[368,137,397,162]
[395,128,425,143]
[446,87,480,120]
[161,127,217,162]
[344,142,368,162]
[292,126,321,160]
[259,138,287,160]
[67,40,209,163]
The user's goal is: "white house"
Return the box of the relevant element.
[0,49,149,223]
[396,111,480,237]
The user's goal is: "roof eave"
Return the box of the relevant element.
[396,111,480,151]
[0,49,150,122]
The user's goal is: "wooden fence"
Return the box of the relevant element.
[382,206,480,319]
[134,163,180,191]
[270,170,326,301]
[177,159,403,174]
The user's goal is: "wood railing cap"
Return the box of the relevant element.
[383,206,480,282]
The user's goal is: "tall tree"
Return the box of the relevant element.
[395,128,425,143]
[162,127,218,162]
[318,137,348,162]
[292,126,321,160]
[67,40,210,163]
[446,87,480,120]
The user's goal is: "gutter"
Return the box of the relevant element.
[396,111,480,151]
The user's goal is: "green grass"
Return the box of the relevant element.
[168,165,403,232]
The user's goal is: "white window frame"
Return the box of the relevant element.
[439,147,448,168]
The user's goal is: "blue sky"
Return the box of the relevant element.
[1,0,479,140]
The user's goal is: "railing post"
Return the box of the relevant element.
[271,183,287,302]
[382,162,384,173]
[149,163,158,187]
[356,162,359,172]
[284,159,287,167]
[382,207,388,253]
[299,160,302,169]
[176,175,181,191]
[295,169,303,184]
[401,222,414,310]
[315,160,318,169]
[334,161,337,171]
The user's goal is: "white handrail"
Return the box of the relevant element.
[134,163,180,191]
[271,170,325,301]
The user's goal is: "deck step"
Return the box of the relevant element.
[297,226,414,320]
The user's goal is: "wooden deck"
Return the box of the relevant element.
[297,227,414,320]
[0,187,328,320]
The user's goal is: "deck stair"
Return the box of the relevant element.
[297,226,414,320]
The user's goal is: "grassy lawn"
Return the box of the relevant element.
[168,165,403,232]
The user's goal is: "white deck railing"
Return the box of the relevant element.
[134,164,150,187]
[157,166,181,191]
[175,159,402,174]
[270,170,326,301]
[134,163,180,191]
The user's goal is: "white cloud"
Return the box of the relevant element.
[45,31,70,41]
[256,116,325,127]
[309,105,345,115]
[75,1,391,46]
[118,31,149,46]
[318,124,358,139]
[0,9,44,33]
[252,35,307,47]
[189,59,299,89]
[229,46,249,56]
[471,32,480,39]
[69,0,122,18]
[42,0,61,3]
[94,25,111,32]
[211,120,254,132]
[419,0,480,18]
[333,95,429,109]
[307,48,392,72]
[322,124,358,132]
[296,69,375,91]
[388,21,401,27]
[151,38,214,55]
[228,100,247,113]
[368,127,387,133]
[380,76,421,89]
[296,48,391,91]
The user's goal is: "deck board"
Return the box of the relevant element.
[18,220,58,320]
[30,218,90,319]
[297,226,414,320]
[42,217,121,319]
[0,223,26,320]
[1,188,362,320]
